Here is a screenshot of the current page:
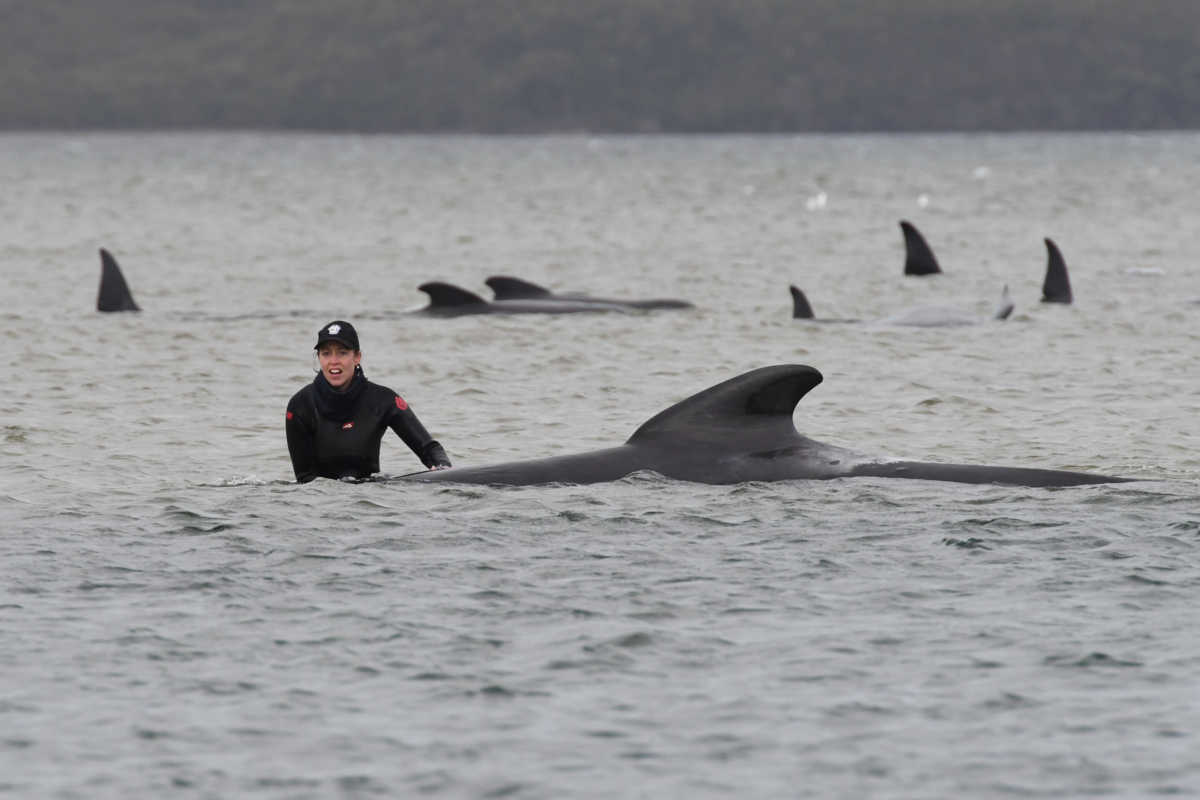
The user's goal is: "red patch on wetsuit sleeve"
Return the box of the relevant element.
[395,396,408,411]
[286,411,294,420]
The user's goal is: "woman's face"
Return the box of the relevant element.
[317,343,361,390]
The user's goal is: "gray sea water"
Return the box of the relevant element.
[1,132,1198,798]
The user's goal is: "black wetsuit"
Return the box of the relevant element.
[286,367,450,483]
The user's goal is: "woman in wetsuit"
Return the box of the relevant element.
[285,320,451,482]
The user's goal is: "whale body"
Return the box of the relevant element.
[415,281,631,316]
[404,365,1130,487]
[485,276,694,310]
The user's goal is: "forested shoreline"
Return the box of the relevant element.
[3,0,1198,132]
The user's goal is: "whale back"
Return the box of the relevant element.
[488,274,694,309]
[404,364,1130,488]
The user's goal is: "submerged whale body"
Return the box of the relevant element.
[485,275,694,310]
[97,249,140,312]
[901,220,943,276]
[1041,238,1073,304]
[416,281,630,316]
[405,365,1130,487]
[789,285,1013,326]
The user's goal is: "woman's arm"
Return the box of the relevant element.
[285,403,320,483]
[387,395,452,469]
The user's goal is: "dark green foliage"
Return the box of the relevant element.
[2,0,1198,131]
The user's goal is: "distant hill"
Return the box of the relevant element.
[3,0,1199,132]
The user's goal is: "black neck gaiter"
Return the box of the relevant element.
[312,365,368,422]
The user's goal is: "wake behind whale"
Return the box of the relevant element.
[405,365,1131,488]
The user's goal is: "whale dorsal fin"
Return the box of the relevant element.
[1041,238,1073,304]
[789,285,815,319]
[97,248,140,312]
[627,365,822,447]
[485,276,553,300]
[993,284,1014,320]
[418,281,487,307]
[900,220,942,275]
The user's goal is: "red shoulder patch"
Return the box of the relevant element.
[286,411,294,420]
[395,395,408,411]
[342,421,354,430]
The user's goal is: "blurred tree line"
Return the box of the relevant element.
[2,0,1198,131]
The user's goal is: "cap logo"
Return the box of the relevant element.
[327,324,341,335]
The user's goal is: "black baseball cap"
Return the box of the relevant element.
[314,320,360,350]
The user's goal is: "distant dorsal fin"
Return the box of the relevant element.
[97,248,140,312]
[789,285,815,319]
[993,284,1014,320]
[627,365,822,446]
[900,220,942,275]
[486,276,553,300]
[1041,238,1073,304]
[418,281,487,307]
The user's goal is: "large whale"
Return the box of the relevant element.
[403,365,1131,487]
[901,220,942,276]
[485,275,694,310]
[415,281,632,316]
[790,285,1014,326]
[97,248,140,312]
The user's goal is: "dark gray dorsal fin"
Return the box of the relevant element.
[97,248,140,312]
[1041,238,1073,304]
[789,285,815,319]
[418,281,487,307]
[900,220,942,275]
[627,365,822,446]
[486,276,553,300]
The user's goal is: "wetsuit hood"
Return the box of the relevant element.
[312,365,367,422]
